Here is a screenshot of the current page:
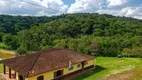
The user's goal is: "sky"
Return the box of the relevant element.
[0,0,142,19]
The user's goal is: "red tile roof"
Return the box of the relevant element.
[2,48,95,77]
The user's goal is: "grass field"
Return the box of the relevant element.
[0,49,15,59]
[100,66,142,80]
[0,49,15,73]
[0,64,3,73]
[73,57,142,80]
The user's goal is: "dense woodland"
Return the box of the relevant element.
[0,13,142,57]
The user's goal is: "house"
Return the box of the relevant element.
[1,48,95,80]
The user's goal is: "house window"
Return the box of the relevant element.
[37,76,44,80]
[68,66,73,70]
[54,70,63,78]
[19,75,25,80]
[77,64,80,68]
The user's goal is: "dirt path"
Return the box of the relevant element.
[0,49,16,55]
[0,73,6,80]
[0,70,16,80]
[99,67,142,80]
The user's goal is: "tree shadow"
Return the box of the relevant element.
[72,65,106,80]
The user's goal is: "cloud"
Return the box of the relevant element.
[67,0,130,13]
[67,0,142,19]
[0,0,68,16]
[134,16,142,19]
[97,9,120,16]
[97,6,142,19]
[119,6,142,19]
[119,6,142,16]
[107,0,129,8]
[0,0,141,19]
[35,0,68,14]
[0,0,39,15]
[67,0,107,13]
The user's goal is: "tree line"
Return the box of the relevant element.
[0,13,142,57]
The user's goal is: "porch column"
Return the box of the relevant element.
[81,62,84,71]
[18,74,20,80]
[14,71,16,79]
[3,64,6,74]
[9,68,11,78]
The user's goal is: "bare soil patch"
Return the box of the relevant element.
[99,67,142,80]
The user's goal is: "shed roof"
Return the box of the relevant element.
[2,48,95,77]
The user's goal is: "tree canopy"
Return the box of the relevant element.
[0,13,142,57]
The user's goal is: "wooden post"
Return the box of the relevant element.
[54,72,56,78]
[14,71,16,79]
[9,68,11,78]
[18,74,20,80]
[81,62,84,71]
[3,64,6,74]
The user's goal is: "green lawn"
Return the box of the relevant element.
[0,49,15,73]
[100,66,142,80]
[0,64,3,73]
[0,52,15,59]
[73,57,142,80]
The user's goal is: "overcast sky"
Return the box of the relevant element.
[0,0,142,19]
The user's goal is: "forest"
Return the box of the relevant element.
[0,13,142,57]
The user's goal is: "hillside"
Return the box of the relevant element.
[0,13,142,57]
[72,57,142,80]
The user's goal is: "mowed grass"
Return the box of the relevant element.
[101,66,142,80]
[0,49,15,59]
[0,49,15,73]
[73,57,142,80]
[0,64,9,73]
[0,64,3,73]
